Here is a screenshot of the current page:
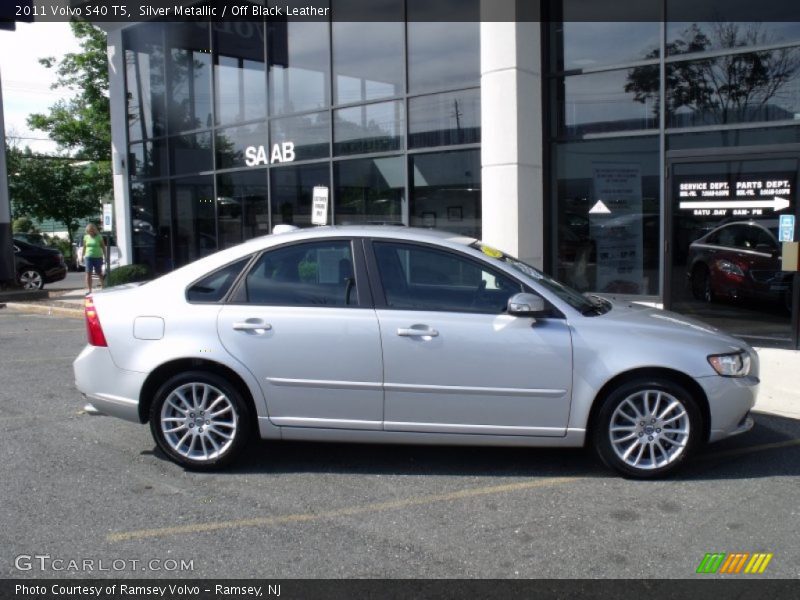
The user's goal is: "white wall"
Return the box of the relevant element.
[480,11,544,267]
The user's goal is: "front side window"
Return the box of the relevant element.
[243,241,359,307]
[373,242,522,314]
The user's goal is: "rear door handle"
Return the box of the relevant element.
[233,319,272,334]
[397,326,439,338]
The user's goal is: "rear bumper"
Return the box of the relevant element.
[698,374,759,443]
[73,345,147,423]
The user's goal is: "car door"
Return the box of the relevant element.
[368,240,573,437]
[217,238,384,430]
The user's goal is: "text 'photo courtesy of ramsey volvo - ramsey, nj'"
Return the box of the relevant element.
[74,226,758,479]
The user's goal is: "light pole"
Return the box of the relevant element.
[0,63,14,287]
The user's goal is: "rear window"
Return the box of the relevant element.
[186,258,250,303]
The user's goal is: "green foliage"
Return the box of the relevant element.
[7,145,106,242]
[11,217,39,234]
[27,22,111,162]
[298,260,318,283]
[107,264,151,287]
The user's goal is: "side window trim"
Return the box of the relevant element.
[364,238,529,314]
[226,237,373,309]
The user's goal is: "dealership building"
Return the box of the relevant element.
[98,1,800,347]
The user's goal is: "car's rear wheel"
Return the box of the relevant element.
[18,269,44,290]
[592,378,702,478]
[150,371,251,470]
[691,265,713,303]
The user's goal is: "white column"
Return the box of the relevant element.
[105,26,131,266]
[0,65,14,282]
[480,10,544,267]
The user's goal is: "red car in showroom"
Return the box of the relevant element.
[687,220,792,312]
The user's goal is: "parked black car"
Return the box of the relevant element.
[13,238,68,290]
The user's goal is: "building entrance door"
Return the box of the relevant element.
[666,148,800,349]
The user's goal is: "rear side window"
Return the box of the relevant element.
[186,258,250,303]
[243,241,359,307]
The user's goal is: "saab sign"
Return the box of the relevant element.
[245,142,295,167]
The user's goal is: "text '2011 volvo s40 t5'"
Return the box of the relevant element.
[73,226,758,478]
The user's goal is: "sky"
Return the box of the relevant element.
[0,22,82,154]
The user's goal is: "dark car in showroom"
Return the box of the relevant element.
[13,238,68,290]
[687,220,791,312]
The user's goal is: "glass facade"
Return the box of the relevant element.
[547,0,800,347]
[123,3,481,275]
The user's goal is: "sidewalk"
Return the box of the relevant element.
[2,288,798,420]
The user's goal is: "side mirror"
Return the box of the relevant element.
[507,292,547,316]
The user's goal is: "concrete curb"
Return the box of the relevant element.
[2,302,83,319]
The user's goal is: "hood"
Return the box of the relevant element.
[589,298,750,354]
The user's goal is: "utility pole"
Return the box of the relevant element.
[0,65,14,287]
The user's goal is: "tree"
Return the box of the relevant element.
[6,145,107,242]
[625,23,800,126]
[27,21,111,162]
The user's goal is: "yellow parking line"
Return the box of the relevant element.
[107,476,580,542]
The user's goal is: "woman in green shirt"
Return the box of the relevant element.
[83,223,106,294]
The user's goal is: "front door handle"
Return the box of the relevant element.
[397,325,439,338]
[233,319,272,334]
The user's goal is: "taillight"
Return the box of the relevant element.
[84,295,108,347]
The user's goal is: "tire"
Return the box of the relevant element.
[691,265,713,303]
[149,371,251,470]
[592,378,702,479]
[17,269,45,290]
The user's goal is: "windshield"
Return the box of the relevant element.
[470,242,605,313]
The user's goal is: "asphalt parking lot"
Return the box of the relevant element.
[1,309,799,579]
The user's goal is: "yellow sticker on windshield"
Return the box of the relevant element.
[479,244,503,259]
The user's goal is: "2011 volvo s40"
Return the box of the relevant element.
[73,226,758,478]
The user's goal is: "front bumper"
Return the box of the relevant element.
[73,345,147,423]
[698,374,759,443]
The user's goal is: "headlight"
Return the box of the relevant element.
[707,351,751,377]
[717,259,745,277]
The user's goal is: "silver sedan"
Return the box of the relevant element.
[73,226,757,478]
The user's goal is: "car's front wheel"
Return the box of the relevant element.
[592,378,702,478]
[17,268,45,290]
[150,371,251,470]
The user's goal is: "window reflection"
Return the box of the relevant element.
[216,170,269,249]
[561,69,658,136]
[407,0,479,93]
[659,49,800,127]
[174,175,216,266]
[332,0,404,104]
[215,122,268,169]
[170,132,213,175]
[128,139,167,179]
[551,22,660,72]
[165,23,213,133]
[334,101,403,156]
[268,1,330,115]
[410,150,481,239]
[554,137,659,295]
[271,111,330,161]
[334,157,404,225]
[270,163,330,229]
[130,181,171,275]
[409,89,480,149]
[124,23,166,140]
[213,22,266,125]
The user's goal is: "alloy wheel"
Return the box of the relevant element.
[608,389,690,471]
[18,269,44,290]
[159,382,238,462]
